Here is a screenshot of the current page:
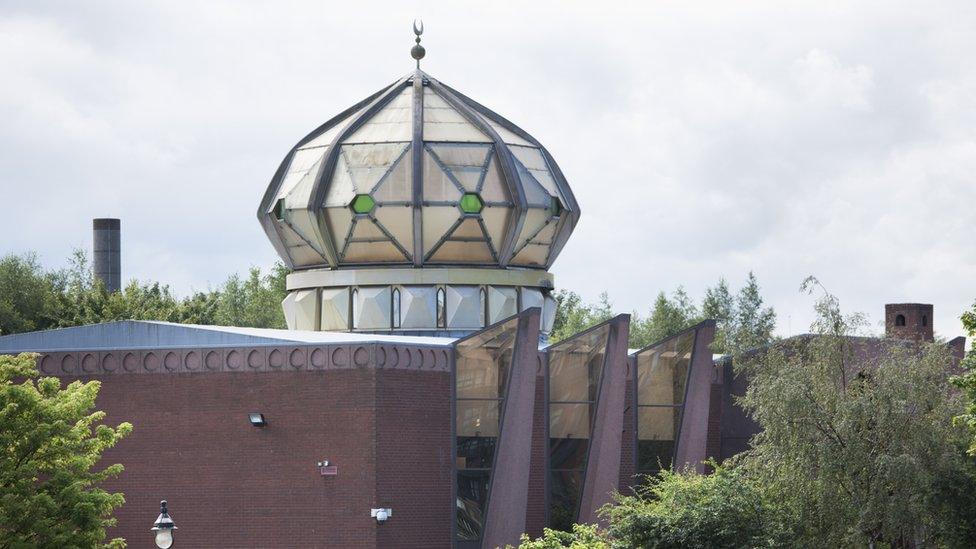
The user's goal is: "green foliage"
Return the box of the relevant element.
[726,272,776,354]
[0,250,289,334]
[213,264,288,329]
[0,353,132,548]
[737,278,969,547]
[701,278,733,352]
[601,464,793,549]
[549,290,614,344]
[512,523,609,549]
[0,253,61,335]
[952,299,976,455]
[548,273,776,352]
[629,288,699,348]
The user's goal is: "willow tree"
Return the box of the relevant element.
[738,279,967,547]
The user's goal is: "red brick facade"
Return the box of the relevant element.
[63,357,453,548]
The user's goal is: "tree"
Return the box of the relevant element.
[549,290,614,344]
[953,299,976,455]
[214,264,288,329]
[601,463,793,549]
[0,353,132,548]
[0,249,289,334]
[727,271,776,354]
[629,288,699,348]
[737,279,968,547]
[701,278,734,353]
[0,253,60,335]
[512,524,609,549]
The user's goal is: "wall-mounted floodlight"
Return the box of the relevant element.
[248,413,266,427]
[151,500,177,548]
[371,508,392,524]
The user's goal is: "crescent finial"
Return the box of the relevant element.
[411,19,426,68]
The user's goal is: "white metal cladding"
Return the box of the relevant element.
[321,288,350,331]
[293,289,320,331]
[445,285,483,329]
[520,288,544,314]
[282,292,299,330]
[399,285,438,329]
[487,286,518,324]
[258,69,579,271]
[542,294,558,333]
[354,286,392,330]
[283,283,557,334]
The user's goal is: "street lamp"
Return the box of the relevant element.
[151,500,177,548]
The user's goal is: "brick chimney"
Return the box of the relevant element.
[885,303,933,342]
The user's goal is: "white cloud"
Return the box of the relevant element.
[1,0,974,340]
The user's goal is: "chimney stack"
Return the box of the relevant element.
[884,303,933,342]
[93,218,121,293]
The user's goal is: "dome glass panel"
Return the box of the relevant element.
[459,193,483,214]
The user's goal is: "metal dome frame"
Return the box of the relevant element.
[258,69,580,271]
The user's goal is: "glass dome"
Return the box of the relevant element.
[258,70,579,271]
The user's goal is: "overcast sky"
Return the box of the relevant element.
[1,1,974,340]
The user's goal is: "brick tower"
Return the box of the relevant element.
[885,303,934,342]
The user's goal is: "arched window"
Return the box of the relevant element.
[392,288,401,329]
[436,287,446,328]
[479,287,487,327]
[921,315,928,327]
[351,288,360,329]
[895,314,906,327]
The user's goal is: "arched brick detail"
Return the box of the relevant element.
[184,350,201,371]
[39,354,54,374]
[205,350,222,371]
[289,348,306,369]
[102,353,118,373]
[353,346,370,367]
[144,352,159,372]
[123,352,139,373]
[310,348,327,369]
[226,349,243,370]
[60,354,76,374]
[247,348,264,370]
[331,347,348,368]
[268,348,285,369]
[164,351,180,372]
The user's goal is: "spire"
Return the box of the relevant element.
[411,19,425,68]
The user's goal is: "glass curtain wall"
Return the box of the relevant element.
[633,329,696,476]
[546,325,611,531]
[454,316,520,543]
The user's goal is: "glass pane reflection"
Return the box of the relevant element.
[454,315,520,542]
[456,470,490,541]
[636,331,693,406]
[546,324,611,531]
[633,328,699,477]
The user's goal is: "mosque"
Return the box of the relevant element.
[2,25,960,549]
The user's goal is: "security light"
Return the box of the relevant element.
[248,413,266,427]
[371,508,392,524]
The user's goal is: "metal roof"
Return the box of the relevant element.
[0,320,455,353]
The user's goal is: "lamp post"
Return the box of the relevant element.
[151,500,177,548]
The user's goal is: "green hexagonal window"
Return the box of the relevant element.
[350,194,376,215]
[548,197,563,218]
[273,198,285,221]
[459,193,484,214]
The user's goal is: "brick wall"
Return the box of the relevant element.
[524,366,547,537]
[71,364,454,548]
[375,369,453,548]
[618,376,635,495]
